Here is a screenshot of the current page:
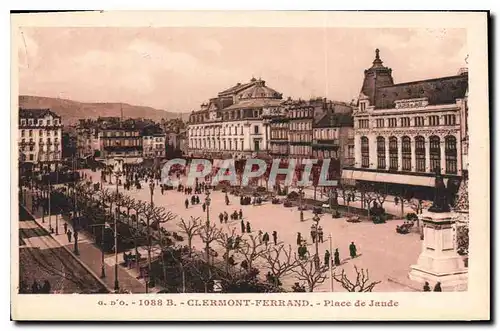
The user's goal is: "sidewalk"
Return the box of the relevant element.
[22,189,153,294]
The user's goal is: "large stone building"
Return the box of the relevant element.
[187,78,283,159]
[18,108,63,171]
[342,49,468,199]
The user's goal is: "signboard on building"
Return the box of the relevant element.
[394,98,429,109]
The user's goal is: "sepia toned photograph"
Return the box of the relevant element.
[11,11,490,321]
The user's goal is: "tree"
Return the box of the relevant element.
[216,226,239,274]
[291,256,328,292]
[237,234,269,270]
[333,266,381,292]
[261,244,300,287]
[339,182,356,215]
[178,216,202,257]
[196,220,222,265]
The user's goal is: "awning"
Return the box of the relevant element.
[342,169,439,187]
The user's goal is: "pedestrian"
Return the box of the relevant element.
[324,250,331,267]
[66,229,72,243]
[185,198,189,209]
[310,225,316,243]
[202,203,206,212]
[241,220,245,233]
[264,232,270,246]
[246,221,251,233]
[394,197,399,206]
[225,194,229,206]
[349,242,357,259]
[423,281,431,292]
[31,280,40,294]
[272,231,277,245]
[318,226,324,243]
[239,209,243,220]
[334,248,340,266]
[433,282,442,292]
[74,231,79,243]
[41,280,51,294]
[258,230,263,244]
[224,211,229,223]
[63,222,68,234]
[219,213,224,224]
[296,232,302,246]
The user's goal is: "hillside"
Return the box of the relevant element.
[18,95,190,125]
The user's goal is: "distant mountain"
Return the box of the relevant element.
[18,95,190,125]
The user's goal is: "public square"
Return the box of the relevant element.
[85,169,422,292]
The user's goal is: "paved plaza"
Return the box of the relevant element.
[84,169,422,292]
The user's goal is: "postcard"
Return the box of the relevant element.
[11,10,490,321]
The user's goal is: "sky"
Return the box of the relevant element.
[18,27,467,113]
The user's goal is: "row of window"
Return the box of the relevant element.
[19,145,60,152]
[103,139,142,147]
[20,137,60,144]
[360,135,458,174]
[290,145,312,156]
[270,130,288,140]
[143,137,164,142]
[20,118,60,126]
[103,131,140,137]
[289,109,313,119]
[190,125,261,136]
[20,129,60,137]
[360,114,457,129]
[312,149,339,159]
[289,133,312,143]
[313,128,339,140]
[190,138,245,151]
[270,145,289,155]
[289,122,312,131]
[19,152,61,162]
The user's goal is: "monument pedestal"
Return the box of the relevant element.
[409,211,468,291]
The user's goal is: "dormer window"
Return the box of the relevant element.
[28,119,33,125]
[360,102,367,112]
[21,119,26,126]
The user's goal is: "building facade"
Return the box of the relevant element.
[342,49,468,198]
[18,108,63,171]
[187,78,283,159]
[142,125,166,159]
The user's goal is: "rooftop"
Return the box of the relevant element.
[19,108,61,120]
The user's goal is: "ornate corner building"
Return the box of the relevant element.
[187,78,284,160]
[342,49,469,199]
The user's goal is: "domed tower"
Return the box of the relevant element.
[359,49,395,106]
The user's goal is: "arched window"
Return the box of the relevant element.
[389,136,398,170]
[445,136,457,174]
[376,136,386,169]
[415,136,426,172]
[361,136,369,168]
[429,136,441,173]
[402,136,412,171]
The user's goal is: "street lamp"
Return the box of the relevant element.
[298,186,304,222]
[149,180,155,206]
[205,191,211,225]
[312,211,321,271]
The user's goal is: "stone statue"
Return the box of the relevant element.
[428,168,451,213]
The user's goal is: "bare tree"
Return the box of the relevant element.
[291,256,328,292]
[216,226,239,274]
[333,266,381,292]
[177,216,202,257]
[196,220,222,265]
[261,244,300,287]
[237,234,269,270]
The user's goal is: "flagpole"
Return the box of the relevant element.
[329,233,334,292]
